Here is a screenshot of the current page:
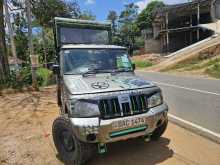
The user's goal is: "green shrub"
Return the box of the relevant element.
[133,60,153,68]
[5,66,33,89]
[206,62,220,78]
[0,71,18,89]
[36,67,54,86]
[18,66,32,85]
[0,67,55,90]
[0,68,31,90]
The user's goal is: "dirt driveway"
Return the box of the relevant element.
[0,87,220,165]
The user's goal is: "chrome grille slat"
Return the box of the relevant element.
[107,100,113,116]
[99,94,149,119]
[136,95,142,112]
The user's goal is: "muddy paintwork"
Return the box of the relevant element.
[63,72,155,95]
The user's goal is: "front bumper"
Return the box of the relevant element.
[70,103,168,143]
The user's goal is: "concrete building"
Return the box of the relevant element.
[144,0,220,54]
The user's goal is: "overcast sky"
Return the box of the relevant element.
[78,0,188,20]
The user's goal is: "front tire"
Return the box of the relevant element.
[52,117,96,165]
[151,118,168,141]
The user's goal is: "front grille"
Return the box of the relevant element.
[99,95,149,119]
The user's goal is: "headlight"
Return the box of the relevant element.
[69,100,100,118]
[148,92,163,108]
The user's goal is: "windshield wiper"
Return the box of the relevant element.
[111,67,132,74]
[82,68,102,77]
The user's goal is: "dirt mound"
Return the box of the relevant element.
[131,53,164,64]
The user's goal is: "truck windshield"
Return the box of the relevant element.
[62,49,133,75]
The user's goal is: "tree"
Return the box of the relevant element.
[4,0,17,65]
[33,28,55,64]
[31,0,81,66]
[119,3,139,24]
[137,1,165,30]
[118,3,140,55]
[0,0,9,82]
[32,0,81,27]
[107,10,118,33]
[10,0,96,66]
[13,13,29,62]
[79,10,96,20]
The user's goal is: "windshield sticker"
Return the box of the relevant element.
[124,78,149,87]
[122,55,129,62]
[112,78,133,88]
[113,77,149,87]
[116,56,132,68]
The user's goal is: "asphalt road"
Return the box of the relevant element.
[136,71,220,134]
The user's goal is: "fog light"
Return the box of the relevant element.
[84,126,99,135]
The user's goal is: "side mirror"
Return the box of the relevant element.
[132,63,136,70]
[53,64,60,74]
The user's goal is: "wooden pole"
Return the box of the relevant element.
[4,0,17,67]
[26,0,38,89]
[42,27,47,68]
[0,0,9,82]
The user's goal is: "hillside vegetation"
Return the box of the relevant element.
[163,54,220,78]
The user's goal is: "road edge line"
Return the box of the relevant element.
[155,81,220,96]
[168,114,220,144]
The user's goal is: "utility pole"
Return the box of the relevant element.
[25,0,38,89]
[4,0,17,67]
[0,0,9,82]
[42,28,47,68]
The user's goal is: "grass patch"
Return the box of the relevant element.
[133,60,153,68]
[165,55,220,78]
[165,56,204,71]
[185,58,220,71]
[205,62,220,78]
[163,54,220,73]
[161,57,201,72]
[165,51,219,71]
[36,68,54,86]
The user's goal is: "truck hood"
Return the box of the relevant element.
[63,73,155,95]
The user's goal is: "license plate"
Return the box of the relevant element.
[112,117,146,130]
